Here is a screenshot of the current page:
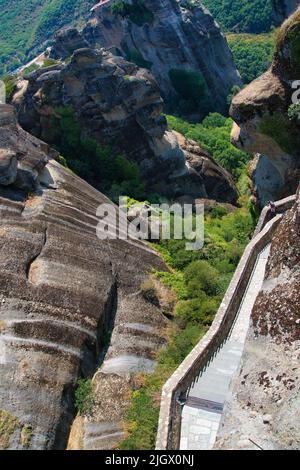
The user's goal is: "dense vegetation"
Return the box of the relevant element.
[0,0,94,75]
[202,0,273,33]
[227,33,275,83]
[167,113,251,180]
[51,107,145,201]
[111,0,154,26]
[121,200,254,449]
[75,379,94,414]
[168,69,212,116]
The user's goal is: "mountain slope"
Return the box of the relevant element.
[202,0,273,33]
[0,0,94,74]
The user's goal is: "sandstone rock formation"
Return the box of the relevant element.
[15,47,238,203]
[230,7,300,206]
[51,0,242,114]
[0,103,171,449]
[272,0,299,24]
[174,131,237,203]
[216,189,300,450]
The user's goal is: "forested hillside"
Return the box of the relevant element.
[0,0,94,74]
[202,0,273,33]
[227,32,275,83]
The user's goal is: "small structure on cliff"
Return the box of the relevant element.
[91,0,111,12]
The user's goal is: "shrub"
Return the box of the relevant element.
[22,63,40,74]
[43,58,59,67]
[1,75,17,101]
[185,260,219,296]
[20,425,32,447]
[141,279,160,306]
[75,379,94,415]
[0,409,19,450]
[126,49,152,70]
[169,69,206,101]
[154,271,188,300]
[111,0,154,26]
[175,297,218,326]
[168,69,212,115]
[288,103,300,122]
[52,106,145,200]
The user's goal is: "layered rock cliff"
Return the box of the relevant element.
[272,0,299,24]
[0,103,171,449]
[51,0,242,115]
[15,47,238,203]
[216,190,300,450]
[230,7,300,206]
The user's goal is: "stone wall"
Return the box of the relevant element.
[156,196,295,450]
[253,194,296,237]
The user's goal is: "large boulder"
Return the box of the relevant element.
[51,0,242,115]
[0,104,170,449]
[15,47,238,204]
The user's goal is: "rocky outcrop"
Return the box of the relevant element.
[51,0,241,115]
[230,7,300,206]
[216,190,300,450]
[0,103,171,449]
[15,47,238,203]
[174,132,237,203]
[272,0,299,24]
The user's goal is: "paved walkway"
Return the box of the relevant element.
[180,244,270,450]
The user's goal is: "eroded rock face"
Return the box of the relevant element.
[0,105,55,190]
[216,191,300,450]
[15,48,238,203]
[174,131,237,203]
[51,0,241,114]
[0,104,170,449]
[272,0,299,24]
[230,8,300,206]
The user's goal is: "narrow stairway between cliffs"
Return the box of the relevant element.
[179,244,271,450]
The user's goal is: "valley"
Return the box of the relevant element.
[0,0,299,453]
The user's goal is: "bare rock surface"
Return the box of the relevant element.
[51,0,241,114]
[0,104,170,449]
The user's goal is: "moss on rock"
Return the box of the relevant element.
[0,409,19,449]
